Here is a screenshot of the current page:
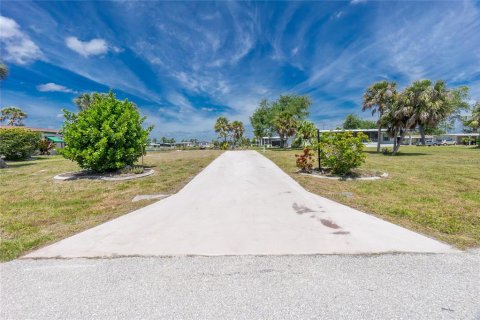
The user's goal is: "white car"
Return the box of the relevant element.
[440,139,457,146]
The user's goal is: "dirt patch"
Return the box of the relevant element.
[54,168,154,181]
[299,169,388,181]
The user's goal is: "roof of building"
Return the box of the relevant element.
[0,126,60,134]
[440,133,480,137]
[46,136,64,143]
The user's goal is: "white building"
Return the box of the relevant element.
[319,129,479,146]
[319,129,395,146]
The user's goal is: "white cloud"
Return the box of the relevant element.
[37,82,76,93]
[65,36,108,57]
[350,0,367,4]
[0,16,42,64]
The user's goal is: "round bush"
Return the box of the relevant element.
[61,92,152,172]
[0,128,41,160]
[318,131,367,175]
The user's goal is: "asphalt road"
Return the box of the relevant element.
[2,251,479,319]
[26,151,454,258]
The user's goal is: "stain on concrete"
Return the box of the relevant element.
[333,231,350,235]
[259,269,275,273]
[320,219,341,229]
[292,203,315,214]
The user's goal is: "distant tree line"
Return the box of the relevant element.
[342,114,377,130]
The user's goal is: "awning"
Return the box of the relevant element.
[46,136,64,143]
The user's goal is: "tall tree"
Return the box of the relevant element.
[0,62,8,80]
[250,99,271,143]
[362,81,397,152]
[0,107,27,126]
[273,112,298,148]
[270,95,311,120]
[403,80,467,144]
[250,95,311,146]
[230,121,245,149]
[214,116,230,143]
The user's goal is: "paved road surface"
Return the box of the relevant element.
[2,253,479,319]
[26,151,455,258]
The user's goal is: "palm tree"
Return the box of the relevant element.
[214,116,230,143]
[362,81,397,152]
[0,63,8,80]
[273,112,298,148]
[0,63,9,169]
[296,120,317,147]
[463,102,480,133]
[230,121,245,149]
[74,93,93,111]
[385,92,418,155]
[0,107,27,126]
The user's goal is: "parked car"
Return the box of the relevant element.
[416,140,438,146]
[440,139,457,146]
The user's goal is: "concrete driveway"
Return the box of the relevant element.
[25,150,455,258]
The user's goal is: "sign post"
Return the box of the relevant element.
[317,129,321,171]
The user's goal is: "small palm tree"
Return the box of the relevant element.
[0,107,27,126]
[273,112,298,148]
[362,81,397,152]
[296,120,317,147]
[230,121,245,149]
[214,116,230,144]
[464,102,480,133]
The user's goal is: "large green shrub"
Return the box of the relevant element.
[318,131,367,175]
[0,128,41,160]
[61,92,152,172]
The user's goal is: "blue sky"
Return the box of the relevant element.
[1,1,479,140]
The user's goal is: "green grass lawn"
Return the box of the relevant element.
[263,146,480,249]
[0,150,223,261]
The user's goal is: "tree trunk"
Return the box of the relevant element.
[419,125,426,145]
[393,130,407,155]
[376,123,382,153]
[0,158,7,169]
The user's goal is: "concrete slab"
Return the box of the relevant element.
[25,151,456,258]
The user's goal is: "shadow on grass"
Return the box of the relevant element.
[4,156,57,168]
[4,162,38,168]
[364,150,429,156]
[267,148,303,152]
